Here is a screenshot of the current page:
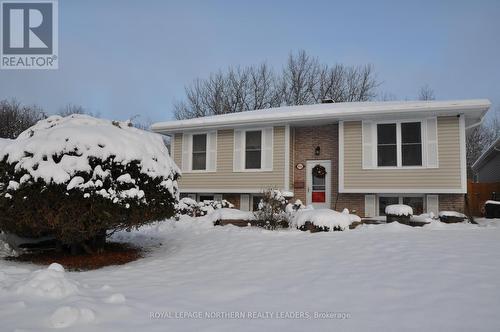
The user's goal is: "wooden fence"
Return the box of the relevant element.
[466,181,500,216]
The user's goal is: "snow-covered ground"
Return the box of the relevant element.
[1,218,500,331]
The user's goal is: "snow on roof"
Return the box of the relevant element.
[152,99,491,134]
[471,136,500,171]
[0,115,180,189]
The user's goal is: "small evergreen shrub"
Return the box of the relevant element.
[254,189,289,229]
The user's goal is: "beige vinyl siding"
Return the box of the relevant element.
[173,127,286,191]
[343,116,462,190]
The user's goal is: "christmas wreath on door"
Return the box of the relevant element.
[312,164,327,178]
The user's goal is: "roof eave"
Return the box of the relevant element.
[151,99,491,135]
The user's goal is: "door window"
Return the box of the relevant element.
[312,171,326,203]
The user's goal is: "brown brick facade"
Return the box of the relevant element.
[292,125,336,205]
[335,193,366,216]
[439,194,465,213]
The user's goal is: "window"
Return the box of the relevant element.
[252,195,263,211]
[377,123,397,166]
[403,196,424,215]
[379,196,399,215]
[245,131,262,169]
[378,195,424,216]
[199,195,214,202]
[192,134,207,170]
[376,121,422,167]
[401,122,422,166]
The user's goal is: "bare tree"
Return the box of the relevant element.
[467,108,500,178]
[0,99,46,139]
[418,84,435,101]
[174,50,379,119]
[57,103,99,117]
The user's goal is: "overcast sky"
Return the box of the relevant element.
[1,0,499,123]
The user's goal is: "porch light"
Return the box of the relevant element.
[315,146,321,156]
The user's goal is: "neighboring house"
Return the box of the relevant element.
[472,137,500,182]
[152,99,490,217]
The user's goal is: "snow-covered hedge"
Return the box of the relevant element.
[290,209,352,231]
[0,115,180,252]
[175,197,234,217]
[438,211,466,218]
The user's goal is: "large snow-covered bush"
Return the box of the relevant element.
[0,115,180,252]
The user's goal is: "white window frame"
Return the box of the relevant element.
[183,131,217,173]
[235,127,273,172]
[375,119,425,169]
[244,129,263,171]
[191,133,208,171]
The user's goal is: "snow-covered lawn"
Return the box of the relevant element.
[1,218,500,331]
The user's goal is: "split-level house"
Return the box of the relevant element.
[152,99,490,217]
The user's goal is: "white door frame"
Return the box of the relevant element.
[306,160,332,209]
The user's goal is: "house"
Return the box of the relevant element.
[151,99,490,217]
[472,137,500,183]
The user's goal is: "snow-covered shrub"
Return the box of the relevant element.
[175,197,199,216]
[254,189,289,229]
[438,211,466,223]
[175,197,234,217]
[290,209,352,232]
[285,199,306,214]
[199,200,234,216]
[385,204,413,223]
[0,115,180,253]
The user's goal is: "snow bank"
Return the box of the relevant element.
[385,204,413,216]
[103,293,126,304]
[439,211,466,218]
[50,306,95,328]
[14,263,79,299]
[342,208,362,223]
[291,209,352,230]
[202,208,256,223]
[0,137,11,149]
[0,115,179,201]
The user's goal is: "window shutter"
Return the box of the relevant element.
[426,117,439,168]
[426,195,439,216]
[262,128,273,171]
[207,131,217,171]
[240,194,250,211]
[362,121,375,168]
[233,130,243,172]
[181,133,192,172]
[364,194,376,217]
